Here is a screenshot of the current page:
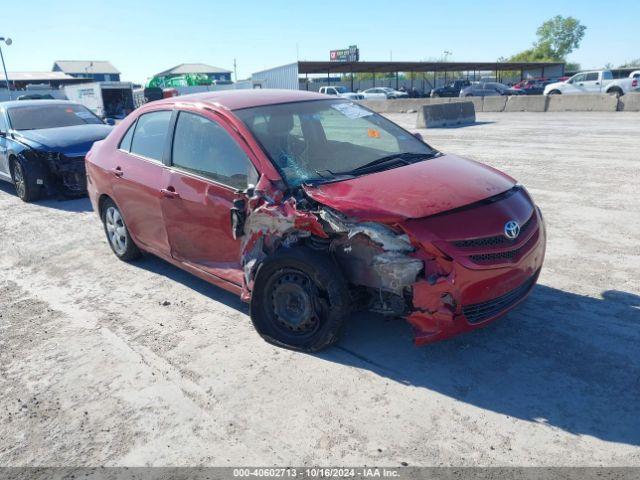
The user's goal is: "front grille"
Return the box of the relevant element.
[453,214,535,249]
[468,231,538,265]
[462,271,538,324]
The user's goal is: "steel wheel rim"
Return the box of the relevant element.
[269,269,323,336]
[105,206,128,255]
[13,164,26,198]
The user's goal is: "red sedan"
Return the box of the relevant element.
[86,90,546,351]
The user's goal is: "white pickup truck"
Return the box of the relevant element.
[318,86,364,100]
[544,70,640,97]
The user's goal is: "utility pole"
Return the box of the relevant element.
[0,36,13,100]
[233,58,237,83]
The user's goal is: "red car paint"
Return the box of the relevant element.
[86,90,546,346]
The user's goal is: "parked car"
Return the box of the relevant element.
[87,90,546,352]
[361,87,408,99]
[460,82,523,97]
[430,79,471,98]
[359,88,388,100]
[543,70,639,97]
[512,78,550,95]
[318,86,364,100]
[16,93,56,101]
[0,100,113,201]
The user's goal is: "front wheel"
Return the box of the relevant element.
[607,88,623,98]
[250,247,350,352]
[101,199,141,261]
[11,158,40,202]
[548,90,561,95]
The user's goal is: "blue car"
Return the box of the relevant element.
[0,100,113,202]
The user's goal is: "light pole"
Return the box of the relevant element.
[0,37,13,100]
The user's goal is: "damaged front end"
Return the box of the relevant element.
[22,150,88,196]
[236,175,545,347]
[236,175,460,343]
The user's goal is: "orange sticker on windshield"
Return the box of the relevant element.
[367,128,380,138]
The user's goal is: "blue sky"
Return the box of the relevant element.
[3,0,638,83]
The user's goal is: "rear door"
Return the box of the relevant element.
[112,109,173,255]
[160,109,258,285]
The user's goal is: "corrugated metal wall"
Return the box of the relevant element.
[252,63,299,90]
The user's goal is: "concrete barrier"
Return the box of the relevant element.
[416,102,476,128]
[359,94,633,114]
[505,95,548,112]
[617,93,640,112]
[546,94,618,112]
[482,96,508,112]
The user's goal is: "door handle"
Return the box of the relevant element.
[111,166,124,177]
[595,82,600,85]
[161,187,180,199]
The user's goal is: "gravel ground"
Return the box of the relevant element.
[0,112,639,467]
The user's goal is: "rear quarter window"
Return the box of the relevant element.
[118,122,136,151]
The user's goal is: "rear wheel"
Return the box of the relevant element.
[250,247,350,352]
[10,158,40,202]
[101,198,141,261]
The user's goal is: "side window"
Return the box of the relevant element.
[571,74,586,83]
[585,73,599,82]
[118,121,136,151]
[171,111,256,189]
[603,71,613,80]
[130,110,172,161]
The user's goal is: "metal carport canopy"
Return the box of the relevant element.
[297,61,565,74]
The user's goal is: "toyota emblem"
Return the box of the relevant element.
[504,220,520,239]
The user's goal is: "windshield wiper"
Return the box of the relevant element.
[335,152,439,176]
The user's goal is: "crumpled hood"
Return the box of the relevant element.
[303,154,516,222]
[13,124,113,156]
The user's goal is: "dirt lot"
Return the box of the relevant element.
[1,112,639,467]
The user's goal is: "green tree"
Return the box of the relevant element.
[506,15,586,63]
[536,15,587,59]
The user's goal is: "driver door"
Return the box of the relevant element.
[160,109,258,286]
[566,73,586,94]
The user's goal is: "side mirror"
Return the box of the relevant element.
[0,131,6,138]
[105,118,116,126]
[412,132,424,141]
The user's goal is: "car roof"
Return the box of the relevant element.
[0,99,78,109]
[151,89,332,111]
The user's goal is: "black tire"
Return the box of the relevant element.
[548,90,561,95]
[10,158,40,202]
[250,247,350,352]
[101,198,141,262]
